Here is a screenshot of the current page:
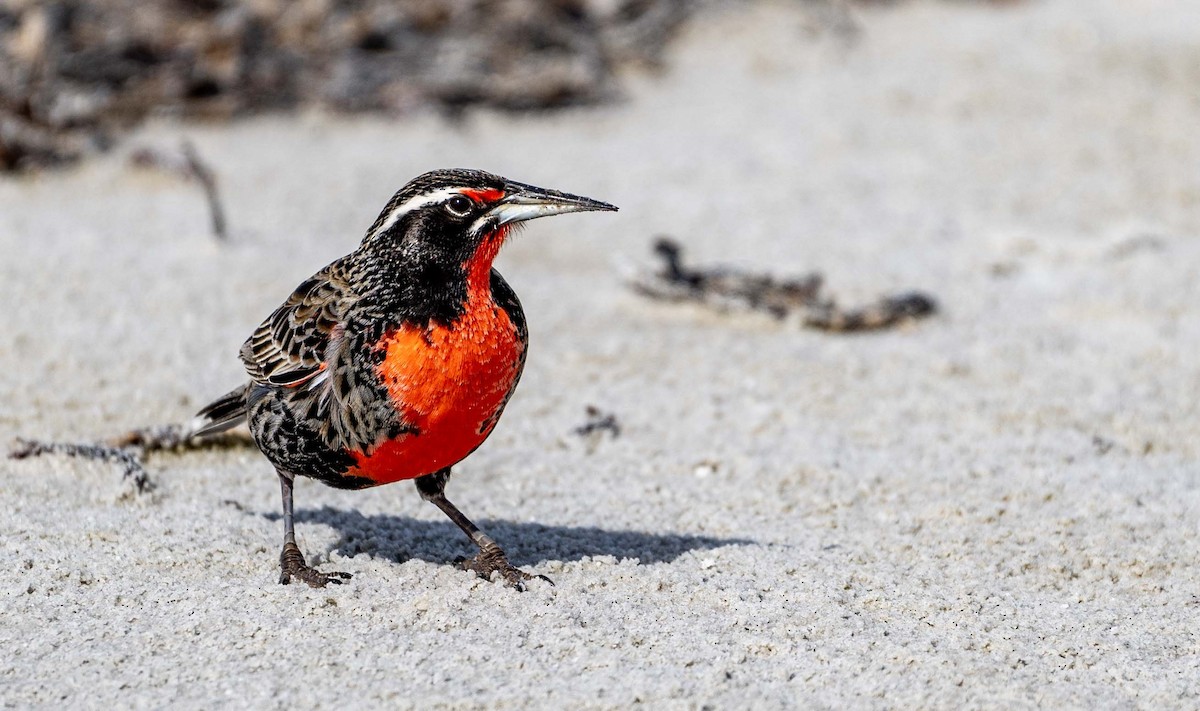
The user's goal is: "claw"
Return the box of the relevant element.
[280,563,352,588]
[279,541,351,588]
[456,548,551,590]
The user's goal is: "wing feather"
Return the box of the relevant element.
[240,261,353,388]
[240,258,408,454]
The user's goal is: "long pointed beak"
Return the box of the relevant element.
[489,181,618,226]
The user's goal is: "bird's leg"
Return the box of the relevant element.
[415,469,551,591]
[277,471,351,588]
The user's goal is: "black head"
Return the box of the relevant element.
[361,168,616,267]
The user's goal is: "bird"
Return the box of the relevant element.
[189,168,617,589]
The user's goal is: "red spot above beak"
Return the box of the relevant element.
[461,188,505,204]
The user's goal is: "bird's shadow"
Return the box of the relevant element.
[263,506,754,567]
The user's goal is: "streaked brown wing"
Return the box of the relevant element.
[240,258,354,389]
[239,258,408,455]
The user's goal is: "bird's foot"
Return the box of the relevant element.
[279,541,351,588]
[456,547,553,592]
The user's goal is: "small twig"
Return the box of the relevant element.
[222,499,249,513]
[181,140,228,241]
[8,421,251,495]
[106,423,192,452]
[631,237,937,332]
[571,405,621,455]
[800,291,937,331]
[10,438,153,493]
[574,405,621,439]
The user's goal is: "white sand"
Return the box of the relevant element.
[3,0,1200,707]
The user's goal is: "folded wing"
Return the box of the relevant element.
[240,259,406,454]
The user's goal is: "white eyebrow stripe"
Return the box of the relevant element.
[369,186,468,239]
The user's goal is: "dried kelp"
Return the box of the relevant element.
[9,423,252,493]
[0,0,694,171]
[631,238,937,332]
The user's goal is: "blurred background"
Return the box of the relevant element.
[2,0,1033,172]
[1,0,692,171]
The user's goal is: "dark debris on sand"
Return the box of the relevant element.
[8,423,253,494]
[632,237,938,332]
[0,0,693,172]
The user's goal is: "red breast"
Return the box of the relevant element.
[347,246,524,484]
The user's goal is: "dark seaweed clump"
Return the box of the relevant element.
[0,0,693,171]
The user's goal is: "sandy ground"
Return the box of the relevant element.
[3,0,1200,708]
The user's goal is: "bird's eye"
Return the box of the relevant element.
[445,195,473,217]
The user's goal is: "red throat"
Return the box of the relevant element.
[351,223,526,485]
[465,224,512,296]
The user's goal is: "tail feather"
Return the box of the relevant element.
[189,383,250,438]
